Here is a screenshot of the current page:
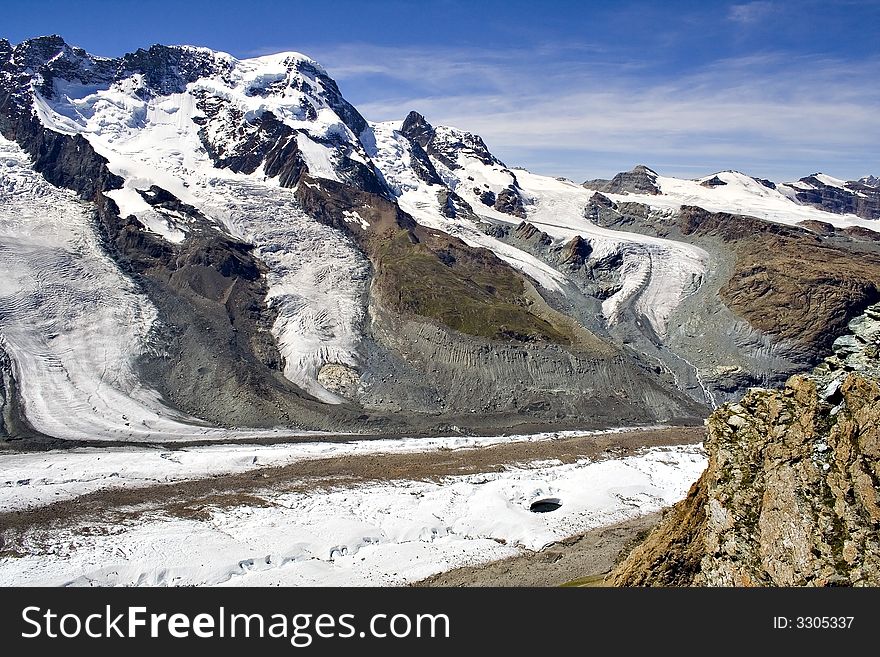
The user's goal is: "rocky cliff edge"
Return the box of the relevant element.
[610,304,880,586]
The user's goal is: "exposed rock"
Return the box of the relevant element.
[194,102,307,187]
[317,363,360,398]
[700,175,727,188]
[585,165,660,195]
[586,251,625,300]
[399,110,434,149]
[138,185,206,220]
[581,176,610,191]
[491,219,624,303]
[0,346,16,438]
[585,194,671,234]
[477,188,496,207]
[408,139,443,186]
[843,226,880,242]
[424,124,500,171]
[558,235,592,269]
[589,192,614,208]
[679,205,880,357]
[798,219,836,235]
[513,221,552,247]
[786,174,880,220]
[610,305,880,586]
[437,188,479,221]
[494,185,527,218]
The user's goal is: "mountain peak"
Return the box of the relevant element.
[632,164,658,177]
[400,110,434,147]
[12,34,75,68]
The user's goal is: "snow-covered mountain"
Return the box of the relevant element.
[585,166,880,225]
[2,35,880,443]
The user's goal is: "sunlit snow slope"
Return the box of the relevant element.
[0,136,290,441]
[27,48,372,405]
[607,169,880,232]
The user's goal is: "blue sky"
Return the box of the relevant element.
[4,0,879,181]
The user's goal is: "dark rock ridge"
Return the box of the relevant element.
[786,174,880,220]
[193,96,386,196]
[583,165,660,195]
[610,304,880,586]
[753,176,776,190]
[408,140,444,187]
[438,188,479,221]
[493,185,527,218]
[399,111,434,149]
[558,235,592,269]
[402,110,500,171]
[0,345,30,439]
[400,110,528,218]
[477,188,496,206]
[700,175,727,188]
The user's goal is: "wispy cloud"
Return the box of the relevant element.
[727,1,775,24]
[299,42,879,181]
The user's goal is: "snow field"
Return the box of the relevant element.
[0,441,706,586]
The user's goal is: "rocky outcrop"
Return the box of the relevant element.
[400,111,434,149]
[0,345,15,438]
[408,140,444,187]
[493,185,527,218]
[785,174,880,220]
[679,205,880,358]
[0,343,48,442]
[401,111,500,172]
[798,219,836,235]
[437,188,479,221]
[843,226,880,242]
[610,305,880,586]
[700,175,727,188]
[488,220,624,303]
[475,188,495,206]
[513,221,553,247]
[558,235,592,269]
[583,165,660,195]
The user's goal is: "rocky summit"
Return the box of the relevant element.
[610,304,880,586]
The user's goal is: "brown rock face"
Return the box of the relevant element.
[679,206,880,355]
[790,175,880,220]
[610,307,880,586]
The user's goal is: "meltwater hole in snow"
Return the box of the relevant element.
[529,497,562,513]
